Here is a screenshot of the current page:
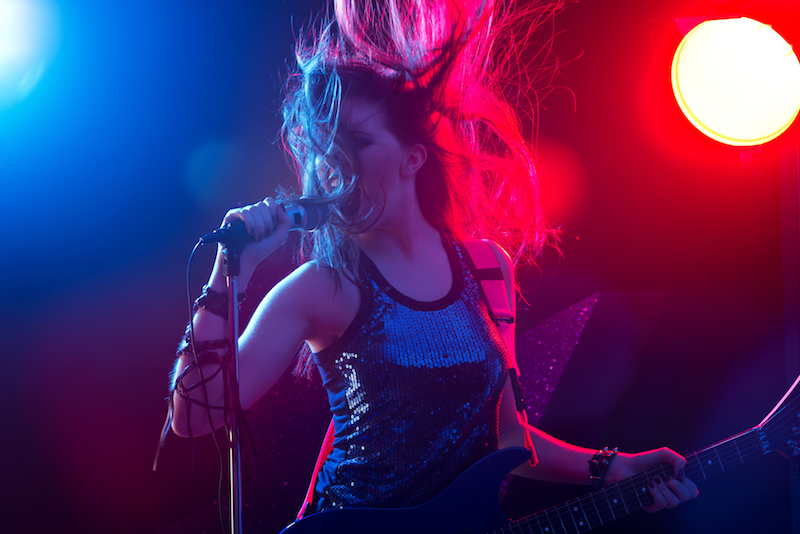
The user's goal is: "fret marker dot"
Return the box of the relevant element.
[580,521,585,526]
[574,507,578,512]
[707,460,712,465]
[613,499,618,504]
[545,529,550,532]
[641,487,647,492]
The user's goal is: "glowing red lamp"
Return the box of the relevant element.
[671,17,800,147]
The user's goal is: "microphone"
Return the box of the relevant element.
[199,201,329,245]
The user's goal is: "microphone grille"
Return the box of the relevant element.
[304,202,330,231]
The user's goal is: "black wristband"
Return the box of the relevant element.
[588,447,618,490]
[192,285,247,320]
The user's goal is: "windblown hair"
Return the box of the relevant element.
[281,0,565,275]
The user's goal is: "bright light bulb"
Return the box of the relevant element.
[671,17,800,146]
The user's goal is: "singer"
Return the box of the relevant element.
[167,0,697,526]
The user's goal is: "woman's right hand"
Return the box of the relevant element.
[209,197,293,286]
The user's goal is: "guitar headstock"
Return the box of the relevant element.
[760,374,800,459]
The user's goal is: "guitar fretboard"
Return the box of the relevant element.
[493,427,766,534]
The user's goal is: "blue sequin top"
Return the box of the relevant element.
[311,235,509,511]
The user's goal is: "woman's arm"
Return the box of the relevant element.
[488,241,697,511]
[169,198,358,437]
[498,377,699,511]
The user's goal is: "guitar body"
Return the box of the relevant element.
[280,447,531,534]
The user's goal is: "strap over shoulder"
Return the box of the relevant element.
[465,239,537,467]
[463,239,518,375]
[463,240,514,320]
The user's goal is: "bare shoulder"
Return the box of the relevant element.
[278,260,359,301]
[268,261,361,350]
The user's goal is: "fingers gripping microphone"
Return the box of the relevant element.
[199,201,330,245]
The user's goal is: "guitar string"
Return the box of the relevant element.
[504,430,787,533]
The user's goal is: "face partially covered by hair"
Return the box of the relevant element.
[284,61,442,226]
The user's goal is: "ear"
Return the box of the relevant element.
[400,143,427,178]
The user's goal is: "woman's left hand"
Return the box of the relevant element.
[606,448,699,512]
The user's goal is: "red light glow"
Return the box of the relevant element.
[537,139,587,225]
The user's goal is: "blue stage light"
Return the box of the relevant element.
[0,0,59,109]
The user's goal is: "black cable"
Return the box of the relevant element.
[183,240,233,534]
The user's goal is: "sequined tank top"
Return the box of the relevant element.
[311,235,509,511]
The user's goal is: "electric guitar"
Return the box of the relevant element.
[280,375,800,534]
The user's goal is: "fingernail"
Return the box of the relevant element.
[664,475,672,483]
[653,476,662,485]
[648,480,655,489]
[678,469,686,480]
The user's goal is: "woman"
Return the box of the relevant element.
[169,0,698,519]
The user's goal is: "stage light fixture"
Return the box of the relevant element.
[671,17,800,147]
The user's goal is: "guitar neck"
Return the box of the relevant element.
[503,427,769,534]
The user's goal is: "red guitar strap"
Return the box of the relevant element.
[296,239,536,519]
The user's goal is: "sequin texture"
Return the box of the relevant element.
[312,236,508,511]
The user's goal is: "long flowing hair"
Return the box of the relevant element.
[282,0,565,263]
[281,0,566,374]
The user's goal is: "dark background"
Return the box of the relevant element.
[1,1,798,533]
